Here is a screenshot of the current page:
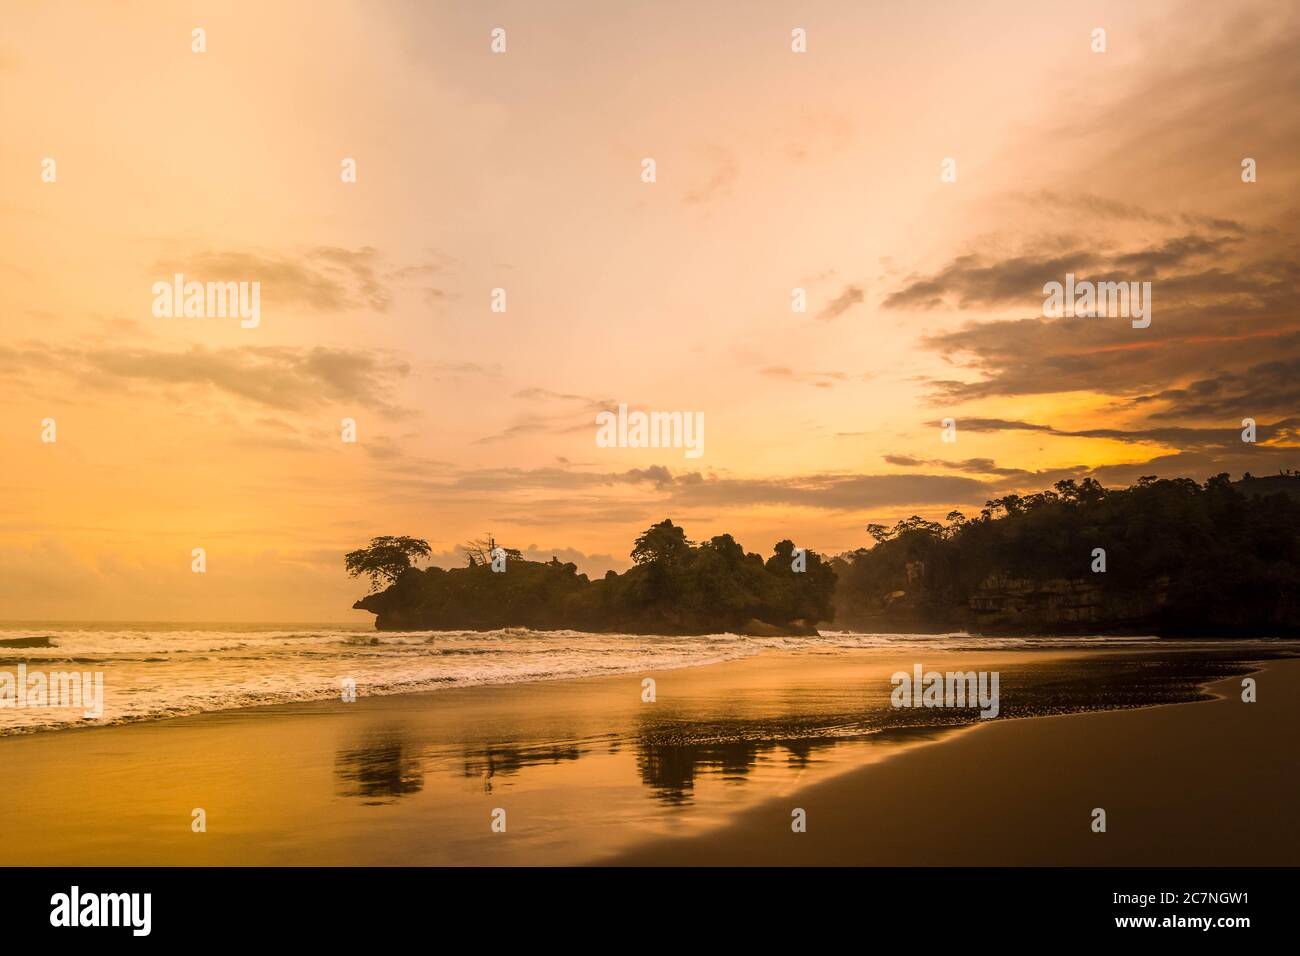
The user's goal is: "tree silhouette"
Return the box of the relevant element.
[345,536,432,591]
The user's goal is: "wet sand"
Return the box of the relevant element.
[0,647,1295,865]
[610,660,1300,866]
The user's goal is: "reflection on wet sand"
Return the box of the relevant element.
[334,728,852,808]
[461,743,585,792]
[335,732,425,804]
[329,649,1299,818]
[635,737,839,804]
[632,725,956,804]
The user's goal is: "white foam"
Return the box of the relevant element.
[0,625,1166,735]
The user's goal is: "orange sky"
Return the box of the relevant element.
[2,0,1297,621]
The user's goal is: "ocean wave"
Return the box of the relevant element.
[0,625,1185,736]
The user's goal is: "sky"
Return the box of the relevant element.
[2,0,1297,621]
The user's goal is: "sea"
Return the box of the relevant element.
[0,620,1217,735]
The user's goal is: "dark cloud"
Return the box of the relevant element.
[912,242,1299,403]
[885,252,1096,311]
[883,234,1232,312]
[885,2,1300,507]
[935,417,1053,434]
[882,454,1031,478]
[625,465,675,486]
[948,416,1300,450]
[1130,357,1300,421]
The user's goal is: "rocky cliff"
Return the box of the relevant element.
[832,572,1171,635]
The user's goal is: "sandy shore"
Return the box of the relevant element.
[1,647,1295,865]
[609,660,1300,866]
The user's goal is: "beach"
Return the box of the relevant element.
[611,659,1300,866]
[2,632,1297,866]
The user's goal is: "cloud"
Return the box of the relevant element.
[473,389,626,444]
[663,471,990,510]
[815,284,864,321]
[155,246,438,314]
[759,366,864,388]
[882,454,1031,478]
[1128,357,1300,421]
[1086,445,1300,488]
[3,342,412,415]
[1018,191,1246,235]
[908,238,1299,404]
[1059,2,1300,199]
[362,435,405,460]
[444,465,677,492]
[882,234,1234,312]
[947,416,1300,450]
[624,465,675,486]
[932,418,1053,434]
[371,459,992,514]
[881,2,1300,463]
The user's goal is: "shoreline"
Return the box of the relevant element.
[607,660,1300,866]
[2,633,1290,740]
[1,645,1295,865]
[8,626,1268,739]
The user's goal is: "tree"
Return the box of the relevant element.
[631,519,692,565]
[462,534,522,567]
[866,523,893,545]
[345,536,432,591]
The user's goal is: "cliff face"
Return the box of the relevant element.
[830,476,1300,637]
[832,564,1172,635]
[835,560,1299,637]
[964,574,1169,634]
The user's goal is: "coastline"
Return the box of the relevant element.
[0,646,1295,865]
[608,660,1300,866]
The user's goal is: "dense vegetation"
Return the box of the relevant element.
[351,474,1300,636]
[344,536,432,590]
[350,520,837,634]
[834,474,1300,636]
